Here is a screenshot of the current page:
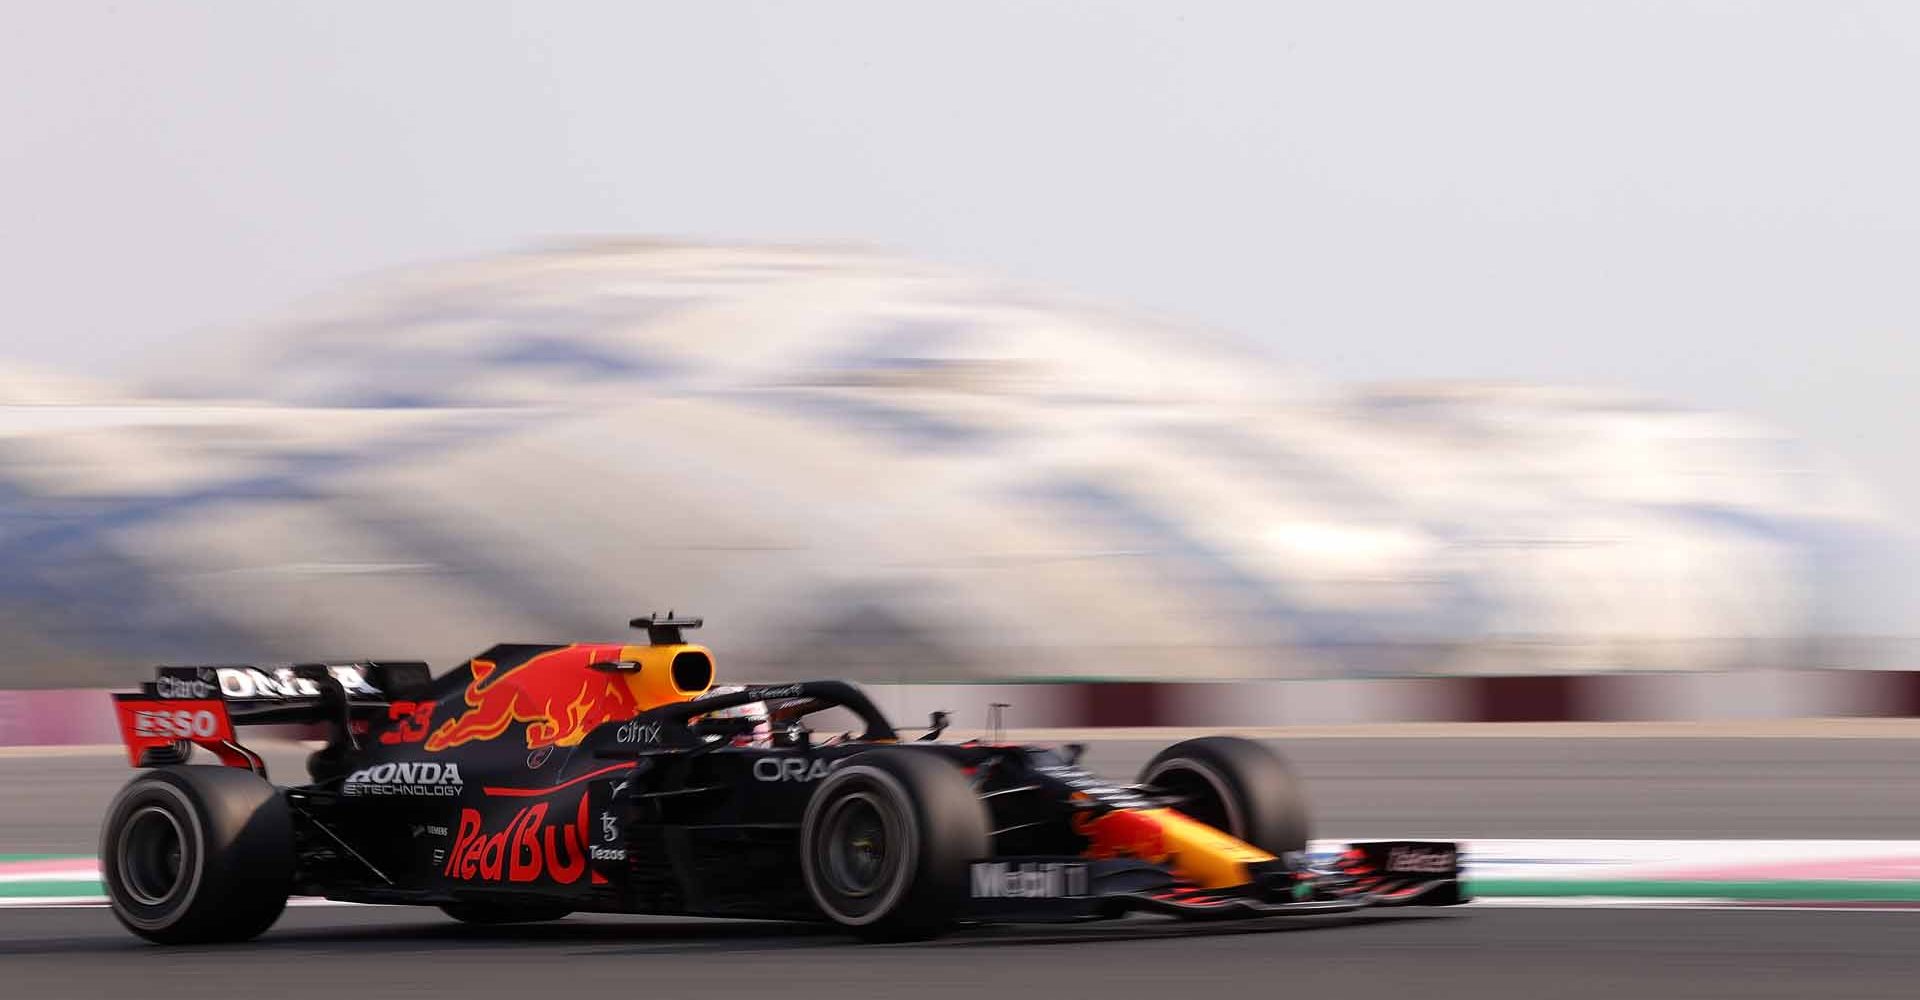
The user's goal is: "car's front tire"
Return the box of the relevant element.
[100,765,293,944]
[1139,736,1310,856]
[799,751,988,941]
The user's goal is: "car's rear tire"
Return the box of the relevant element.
[800,751,988,941]
[100,765,293,944]
[1139,736,1310,856]
[439,903,573,925]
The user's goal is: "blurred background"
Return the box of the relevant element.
[6,7,1920,994]
[1,1,1915,694]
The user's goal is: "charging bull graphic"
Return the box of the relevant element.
[1076,808,1171,863]
[1075,807,1274,888]
[425,643,707,752]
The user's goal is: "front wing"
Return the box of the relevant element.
[966,840,1467,922]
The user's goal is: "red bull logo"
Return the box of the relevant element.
[444,794,591,884]
[426,644,644,752]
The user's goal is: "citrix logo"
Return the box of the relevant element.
[615,720,662,744]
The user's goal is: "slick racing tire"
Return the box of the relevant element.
[1140,737,1310,856]
[800,751,989,942]
[100,765,294,944]
[440,903,573,925]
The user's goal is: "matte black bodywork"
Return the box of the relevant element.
[122,663,1466,923]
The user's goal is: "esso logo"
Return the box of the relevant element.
[133,708,220,740]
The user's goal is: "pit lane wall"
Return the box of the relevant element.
[8,670,1920,747]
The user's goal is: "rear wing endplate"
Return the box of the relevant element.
[111,662,427,773]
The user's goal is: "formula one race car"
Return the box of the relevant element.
[100,616,1466,943]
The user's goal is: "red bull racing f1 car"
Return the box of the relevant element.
[100,616,1467,943]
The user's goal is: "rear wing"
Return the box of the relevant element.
[112,662,430,772]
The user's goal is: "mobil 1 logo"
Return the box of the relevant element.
[970,861,1090,899]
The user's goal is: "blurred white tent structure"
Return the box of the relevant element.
[0,242,1906,686]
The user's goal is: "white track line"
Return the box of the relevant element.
[0,897,374,909]
[1472,897,1920,912]
[0,872,98,883]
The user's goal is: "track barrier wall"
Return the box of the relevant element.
[8,670,1920,747]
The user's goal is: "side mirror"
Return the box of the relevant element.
[918,710,951,742]
[1061,742,1086,765]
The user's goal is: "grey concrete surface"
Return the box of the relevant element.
[0,905,1915,1000]
[7,737,1920,854]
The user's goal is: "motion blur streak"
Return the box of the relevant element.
[0,242,1908,688]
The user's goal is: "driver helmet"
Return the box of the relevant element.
[692,685,772,744]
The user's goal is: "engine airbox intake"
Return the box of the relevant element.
[610,642,716,708]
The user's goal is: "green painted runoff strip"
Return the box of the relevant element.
[0,881,103,898]
[1468,879,1920,901]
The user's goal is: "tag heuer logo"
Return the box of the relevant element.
[1384,846,1455,874]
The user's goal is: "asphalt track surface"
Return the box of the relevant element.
[8,736,1920,999]
[9,736,1920,852]
[2,904,1916,1000]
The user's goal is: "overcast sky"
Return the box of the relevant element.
[3,2,1916,525]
